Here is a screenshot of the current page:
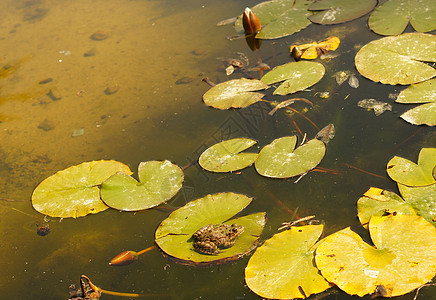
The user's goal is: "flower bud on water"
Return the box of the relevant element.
[109,250,138,266]
[242,7,261,35]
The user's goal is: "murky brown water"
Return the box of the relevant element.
[1,0,435,299]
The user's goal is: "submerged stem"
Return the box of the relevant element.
[137,245,157,256]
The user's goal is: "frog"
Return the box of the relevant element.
[192,223,245,255]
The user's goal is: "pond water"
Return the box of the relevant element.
[0,0,434,299]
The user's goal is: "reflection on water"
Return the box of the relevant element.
[0,0,434,299]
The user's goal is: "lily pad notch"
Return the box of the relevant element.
[100,160,184,211]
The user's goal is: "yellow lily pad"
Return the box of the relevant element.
[387,148,436,187]
[357,187,417,227]
[245,224,331,299]
[315,214,436,297]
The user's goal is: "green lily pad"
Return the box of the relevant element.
[357,187,416,227]
[396,78,436,125]
[100,160,183,211]
[398,182,436,226]
[315,214,436,297]
[245,224,331,299]
[355,33,436,85]
[31,160,132,218]
[198,138,258,172]
[387,148,436,187]
[234,0,313,40]
[400,102,436,126]
[155,192,266,265]
[309,0,377,24]
[369,0,436,36]
[261,61,325,95]
[396,78,436,104]
[255,136,326,178]
[203,78,269,109]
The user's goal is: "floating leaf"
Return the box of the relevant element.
[202,78,269,109]
[357,187,416,227]
[245,225,331,299]
[255,136,326,178]
[100,160,183,211]
[398,182,436,226]
[396,78,436,126]
[155,192,266,265]
[31,160,132,218]
[290,36,340,60]
[348,74,359,88]
[368,0,436,36]
[261,61,325,95]
[198,138,258,172]
[315,214,436,297]
[355,33,436,85]
[234,0,313,40]
[309,0,377,24]
[387,148,436,187]
[334,70,353,85]
[396,78,436,104]
[315,123,335,144]
[400,102,436,126]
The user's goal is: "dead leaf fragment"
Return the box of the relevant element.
[358,99,392,116]
[290,36,340,60]
[315,123,335,144]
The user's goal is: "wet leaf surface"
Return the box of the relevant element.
[245,224,331,299]
[397,78,436,104]
[357,187,416,227]
[234,0,314,39]
[100,160,184,211]
[387,148,436,187]
[261,61,325,95]
[355,33,436,85]
[398,182,436,226]
[369,0,436,36]
[315,214,436,297]
[202,78,269,109]
[255,136,326,178]
[155,192,266,265]
[400,102,436,126]
[309,0,377,24]
[396,78,436,126]
[31,160,132,218]
[198,138,258,172]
